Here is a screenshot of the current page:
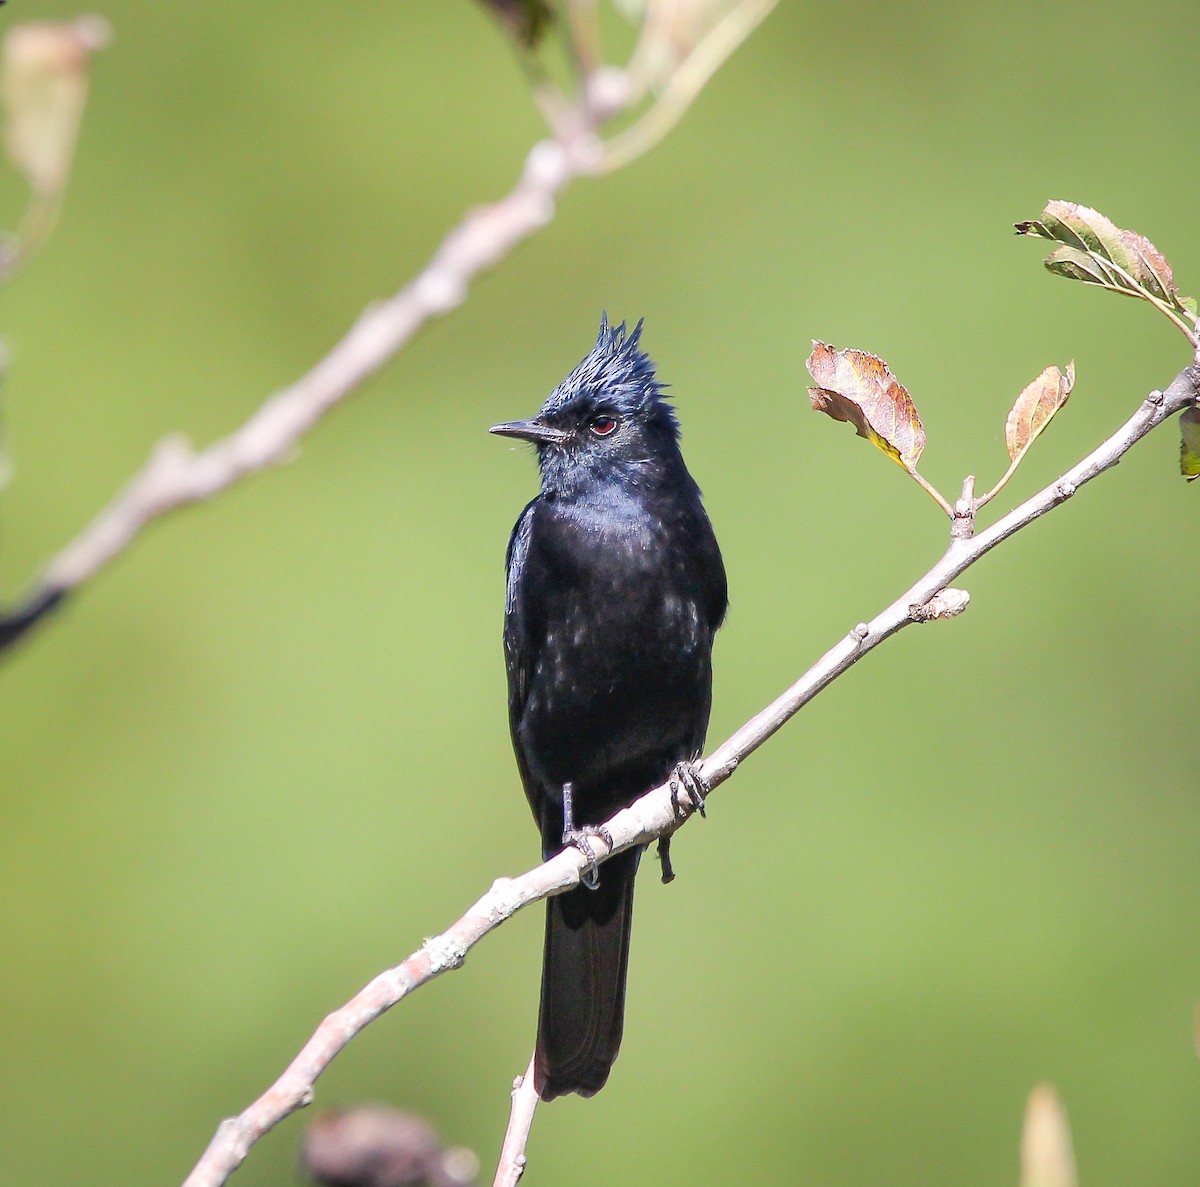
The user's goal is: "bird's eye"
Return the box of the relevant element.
[589,415,618,437]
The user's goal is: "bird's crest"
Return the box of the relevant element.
[540,314,676,435]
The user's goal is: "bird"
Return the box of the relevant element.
[490,314,727,1100]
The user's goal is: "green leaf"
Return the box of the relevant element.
[1180,406,1200,482]
[1043,245,1122,290]
[1016,201,1196,338]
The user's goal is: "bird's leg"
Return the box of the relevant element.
[657,837,676,885]
[561,781,613,892]
[670,760,709,819]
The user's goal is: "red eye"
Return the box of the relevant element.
[589,415,618,436]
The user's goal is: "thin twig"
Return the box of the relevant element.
[595,0,779,174]
[179,361,1199,1187]
[1085,255,1199,348]
[492,1053,540,1187]
[910,466,955,517]
[565,0,601,88]
[976,449,1022,509]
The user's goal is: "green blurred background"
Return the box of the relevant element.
[1,2,1197,1184]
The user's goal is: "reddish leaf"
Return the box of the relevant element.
[806,342,925,470]
[1005,362,1075,464]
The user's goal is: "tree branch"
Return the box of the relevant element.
[179,361,1200,1187]
[492,1053,540,1187]
[0,3,777,658]
[0,126,603,654]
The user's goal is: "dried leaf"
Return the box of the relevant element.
[1005,362,1075,464]
[2,18,109,199]
[1180,406,1200,482]
[1017,201,1195,333]
[1019,1085,1077,1187]
[474,0,555,49]
[806,342,925,470]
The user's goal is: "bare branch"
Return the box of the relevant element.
[491,1053,539,1187]
[0,127,605,653]
[0,4,778,656]
[180,361,1200,1187]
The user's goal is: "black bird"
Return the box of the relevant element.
[491,315,727,1099]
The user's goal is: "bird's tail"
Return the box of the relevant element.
[535,846,639,1100]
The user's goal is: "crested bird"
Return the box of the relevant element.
[491,315,727,1099]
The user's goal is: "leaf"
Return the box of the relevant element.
[1016,201,1196,334]
[1019,1085,1076,1187]
[1,18,109,199]
[1180,406,1200,482]
[474,0,555,49]
[1005,362,1075,464]
[806,342,926,470]
[1042,245,1123,290]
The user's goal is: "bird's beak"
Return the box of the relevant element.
[489,419,570,446]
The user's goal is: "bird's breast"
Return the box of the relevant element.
[509,483,721,799]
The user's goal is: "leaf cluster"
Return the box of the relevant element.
[807,202,1200,511]
[1016,201,1197,340]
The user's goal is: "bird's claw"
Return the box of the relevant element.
[670,761,708,819]
[562,825,614,891]
[660,762,706,884]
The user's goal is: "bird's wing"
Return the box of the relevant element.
[704,527,729,633]
[503,499,544,823]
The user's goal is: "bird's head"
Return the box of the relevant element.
[490,314,682,495]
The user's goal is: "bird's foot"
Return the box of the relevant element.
[562,825,614,891]
[670,760,709,819]
[660,762,707,884]
[657,836,676,885]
